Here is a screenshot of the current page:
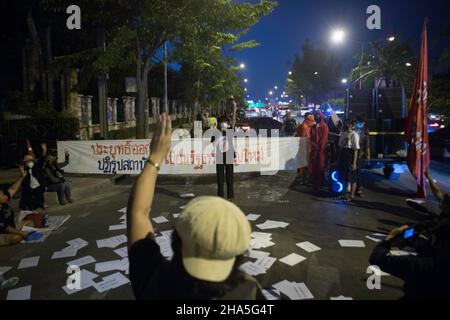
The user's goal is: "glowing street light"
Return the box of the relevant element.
[274,86,278,90]
[405,62,412,67]
[244,78,248,83]
[387,36,396,42]
[314,72,319,75]
[288,71,292,75]
[330,29,346,44]
[269,91,273,96]
[239,63,246,69]
[244,88,248,92]
[342,78,348,84]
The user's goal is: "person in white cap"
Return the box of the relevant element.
[127,114,262,300]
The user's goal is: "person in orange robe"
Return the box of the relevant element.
[295,113,315,182]
[310,111,329,190]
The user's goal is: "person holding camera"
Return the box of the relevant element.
[369,171,450,299]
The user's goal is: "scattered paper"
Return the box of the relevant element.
[109,224,127,231]
[173,213,180,219]
[117,207,127,213]
[330,295,353,300]
[389,250,418,256]
[296,241,321,253]
[180,193,195,198]
[239,261,267,276]
[62,270,99,295]
[246,214,261,221]
[52,246,79,259]
[17,256,40,269]
[0,266,12,275]
[256,220,289,230]
[97,235,127,249]
[261,288,281,300]
[250,232,275,249]
[365,236,382,243]
[152,216,169,224]
[252,232,272,239]
[279,253,306,267]
[67,256,96,268]
[66,238,88,250]
[95,258,129,273]
[114,247,129,258]
[272,280,314,300]
[119,214,127,220]
[179,205,186,210]
[338,240,366,248]
[246,250,271,260]
[155,234,174,260]
[93,272,130,293]
[368,265,391,276]
[255,256,277,270]
[7,285,31,300]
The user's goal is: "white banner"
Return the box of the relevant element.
[57,137,308,175]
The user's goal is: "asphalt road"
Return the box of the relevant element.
[1,163,448,300]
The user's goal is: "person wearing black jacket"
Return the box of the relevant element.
[44,150,73,205]
[369,171,450,299]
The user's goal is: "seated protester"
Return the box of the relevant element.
[369,171,450,299]
[337,119,360,202]
[19,155,47,211]
[0,167,37,247]
[44,150,73,205]
[127,114,263,300]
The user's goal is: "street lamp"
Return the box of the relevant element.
[274,86,278,90]
[342,78,348,84]
[239,63,246,69]
[314,72,319,75]
[405,62,412,67]
[288,71,292,75]
[269,91,273,96]
[330,29,346,44]
[387,36,396,42]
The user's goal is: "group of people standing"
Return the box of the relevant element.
[294,111,371,202]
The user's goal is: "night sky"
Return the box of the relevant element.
[232,0,450,101]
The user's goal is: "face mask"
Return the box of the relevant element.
[220,123,228,130]
[27,162,34,169]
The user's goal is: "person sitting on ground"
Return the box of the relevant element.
[369,170,450,299]
[19,153,47,211]
[0,166,37,247]
[127,114,263,300]
[44,149,73,205]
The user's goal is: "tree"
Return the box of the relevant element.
[349,39,416,97]
[287,40,343,105]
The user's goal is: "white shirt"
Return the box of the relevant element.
[28,170,41,189]
[339,131,360,150]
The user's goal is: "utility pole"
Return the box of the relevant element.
[97,27,108,139]
[164,42,168,114]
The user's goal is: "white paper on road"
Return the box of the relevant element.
[330,295,353,300]
[239,261,266,276]
[18,256,40,269]
[255,256,277,270]
[367,265,391,276]
[161,230,174,238]
[296,241,321,253]
[251,232,272,239]
[338,240,366,248]
[114,246,129,258]
[389,250,418,256]
[52,247,78,259]
[261,289,281,300]
[109,224,127,231]
[272,280,299,300]
[179,205,186,210]
[246,214,261,221]
[119,214,127,220]
[93,272,130,293]
[66,238,88,250]
[7,285,31,300]
[256,220,289,230]
[365,236,382,243]
[173,213,180,219]
[246,250,271,260]
[117,207,127,213]
[250,238,275,249]
[67,256,96,268]
[0,266,12,275]
[279,253,306,267]
[97,235,127,249]
[152,216,169,224]
[62,269,99,295]
[180,193,195,198]
[95,259,128,273]
[155,235,174,259]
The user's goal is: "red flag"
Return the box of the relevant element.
[405,19,429,199]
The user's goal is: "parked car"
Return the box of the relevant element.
[236,117,283,137]
[429,125,450,159]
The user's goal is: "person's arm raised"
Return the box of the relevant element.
[8,165,26,198]
[127,114,172,247]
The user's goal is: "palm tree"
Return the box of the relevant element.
[350,39,416,97]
